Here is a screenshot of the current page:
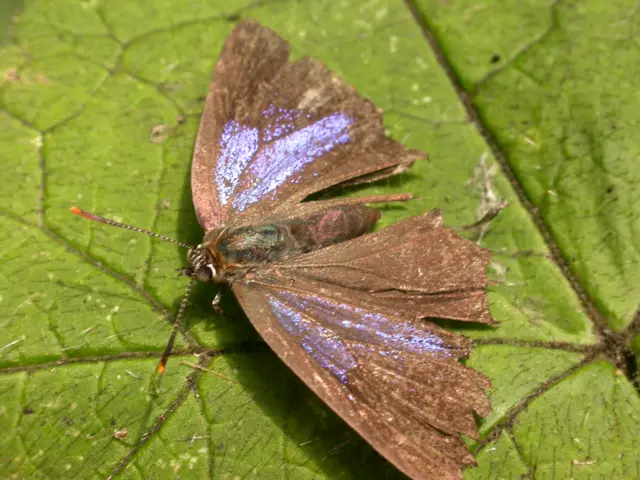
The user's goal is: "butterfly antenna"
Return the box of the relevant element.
[70,206,191,249]
[157,276,195,374]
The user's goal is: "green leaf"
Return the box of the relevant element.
[1,0,638,479]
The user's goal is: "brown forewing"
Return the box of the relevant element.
[191,20,424,232]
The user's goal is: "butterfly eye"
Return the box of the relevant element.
[195,264,216,282]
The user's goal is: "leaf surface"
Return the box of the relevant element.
[1,0,638,478]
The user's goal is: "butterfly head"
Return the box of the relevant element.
[186,244,224,283]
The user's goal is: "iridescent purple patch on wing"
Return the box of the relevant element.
[215,120,259,206]
[268,296,357,384]
[261,104,303,142]
[278,291,449,357]
[267,290,451,384]
[232,112,352,211]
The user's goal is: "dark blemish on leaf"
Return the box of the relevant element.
[606,185,615,194]
[216,442,225,451]
[225,13,241,22]
[110,418,116,426]
[490,54,501,64]
[601,330,639,391]
[197,95,207,102]
[622,346,638,389]
[23,406,34,415]
[62,416,73,426]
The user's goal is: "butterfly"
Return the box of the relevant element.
[72,20,494,480]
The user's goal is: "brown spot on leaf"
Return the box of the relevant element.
[112,428,128,440]
[150,125,171,144]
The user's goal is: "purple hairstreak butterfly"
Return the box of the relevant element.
[71,20,495,480]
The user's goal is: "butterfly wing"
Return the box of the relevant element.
[273,209,495,324]
[192,20,424,231]
[232,211,493,480]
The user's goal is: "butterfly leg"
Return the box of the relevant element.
[212,291,224,314]
[177,266,194,277]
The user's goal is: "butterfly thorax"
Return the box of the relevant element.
[188,205,380,283]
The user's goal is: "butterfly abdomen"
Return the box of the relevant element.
[214,205,379,266]
[292,205,380,251]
